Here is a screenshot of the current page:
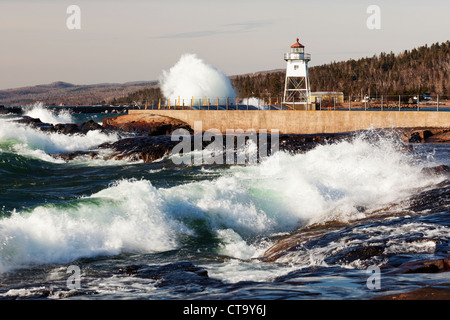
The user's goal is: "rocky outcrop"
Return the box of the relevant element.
[14,116,106,135]
[397,128,450,143]
[102,114,192,135]
[98,135,179,162]
[374,286,450,300]
[421,165,450,177]
[389,258,450,274]
[13,114,450,164]
[118,261,223,289]
[95,132,353,163]
[425,130,450,143]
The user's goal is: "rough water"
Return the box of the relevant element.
[0,107,449,301]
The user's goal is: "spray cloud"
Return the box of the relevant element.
[160,53,236,106]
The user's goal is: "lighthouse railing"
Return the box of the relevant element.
[284,53,311,61]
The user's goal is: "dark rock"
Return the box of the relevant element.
[119,262,223,289]
[13,116,108,136]
[98,135,178,162]
[14,116,57,132]
[421,165,450,177]
[54,123,80,135]
[14,116,45,126]
[426,131,450,143]
[403,181,450,213]
[96,132,343,163]
[374,286,450,300]
[51,151,99,161]
[403,128,450,143]
[408,131,423,143]
[401,259,450,274]
[79,120,104,134]
[339,246,385,263]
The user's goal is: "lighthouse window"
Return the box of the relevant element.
[294,65,299,70]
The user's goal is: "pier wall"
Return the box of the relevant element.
[128,109,450,134]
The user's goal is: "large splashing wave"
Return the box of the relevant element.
[23,102,74,125]
[0,117,119,161]
[160,53,236,105]
[0,132,445,272]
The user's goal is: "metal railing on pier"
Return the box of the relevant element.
[132,94,448,112]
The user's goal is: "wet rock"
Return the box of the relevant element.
[96,131,354,164]
[14,116,54,131]
[51,151,100,161]
[13,116,109,135]
[421,165,450,177]
[119,262,223,290]
[426,131,450,143]
[102,114,192,135]
[403,181,450,213]
[54,123,80,135]
[278,133,350,154]
[338,246,385,264]
[400,259,450,274]
[408,130,434,143]
[374,286,450,300]
[98,135,178,162]
[401,128,450,143]
[78,120,104,134]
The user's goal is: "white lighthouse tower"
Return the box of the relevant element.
[283,38,312,110]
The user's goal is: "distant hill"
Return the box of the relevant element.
[0,81,158,106]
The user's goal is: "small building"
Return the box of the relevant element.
[309,92,344,104]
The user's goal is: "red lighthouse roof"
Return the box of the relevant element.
[291,38,304,48]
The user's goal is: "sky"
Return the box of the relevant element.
[0,0,449,89]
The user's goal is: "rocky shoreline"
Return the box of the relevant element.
[4,113,450,300]
[9,113,450,163]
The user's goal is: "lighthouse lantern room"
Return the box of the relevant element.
[283,38,312,110]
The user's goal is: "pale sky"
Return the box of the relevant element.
[1,0,449,89]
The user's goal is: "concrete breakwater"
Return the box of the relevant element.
[128,109,450,135]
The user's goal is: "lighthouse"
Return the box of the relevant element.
[283,38,312,110]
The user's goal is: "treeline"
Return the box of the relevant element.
[111,41,449,104]
[309,41,449,98]
[111,87,162,105]
[231,41,449,99]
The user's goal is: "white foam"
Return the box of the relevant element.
[240,97,265,108]
[23,102,74,124]
[0,118,119,160]
[203,259,298,283]
[216,229,269,260]
[0,179,187,272]
[160,53,236,105]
